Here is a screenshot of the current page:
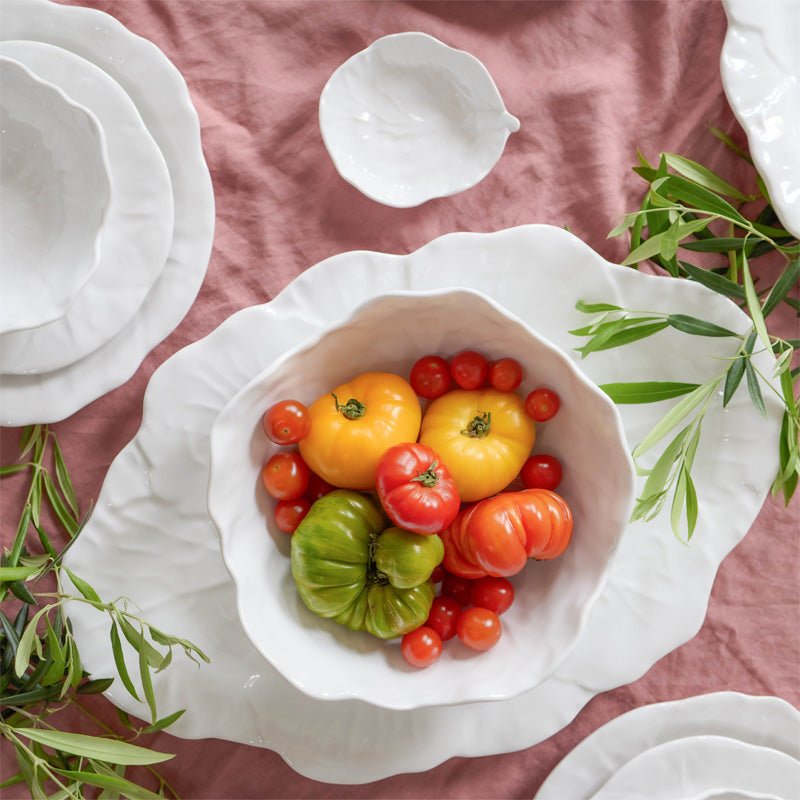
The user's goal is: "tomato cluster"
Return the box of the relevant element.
[258,348,572,670]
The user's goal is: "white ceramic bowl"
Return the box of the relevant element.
[208,288,635,711]
[319,32,520,208]
[0,57,110,334]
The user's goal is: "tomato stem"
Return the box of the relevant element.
[367,534,389,586]
[331,392,365,420]
[410,460,439,488]
[461,412,491,439]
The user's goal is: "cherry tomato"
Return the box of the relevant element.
[525,388,560,422]
[470,577,515,615]
[376,443,460,535]
[306,472,335,502]
[449,351,489,390]
[431,565,445,584]
[456,607,502,651]
[425,595,462,641]
[520,454,563,491]
[263,400,311,445]
[261,451,310,501]
[488,358,523,392]
[274,498,311,533]
[410,355,452,399]
[401,626,442,668]
[441,573,473,606]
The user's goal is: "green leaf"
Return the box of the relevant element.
[741,248,772,353]
[0,565,40,582]
[8,580,37,605]
[663,153,754,201]
[42,617,66,687]
[680,261,746,301]
[633,380,717,459]
[118,615,164,669]
[774,347,793,376]
[685,470,699,539]
[0,773,26,789]
[76,677,115,695]
[762,258,800,318]
[667,314,740,338]
[141,708,185,734]
[608,212,639,238]
[680,237,746,253]
[745,360,767,417]
[580,320,670,356]
[653,175,748,225]
[0,463,29,477]
[43,473,78,537]
[139,634,158,723]
[15,606,49,677]
[575,300,623,313]
[53,770,166,800]
[64,567,102,604]
[660,219,683,261]
[8,505,32,567]
[52,436,79,516]
[18,425,42,458]
[709,126,753,163]
[16,729,175,766]
[621,218,712,266]
[569,316,625,337]
[29,472,42,529]
[110,622,140,702]
[670,466,688,538]
[600,381,700,404]
[723,356,747,407]
[638,425,691,507]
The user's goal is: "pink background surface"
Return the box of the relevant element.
[1,0,798,797]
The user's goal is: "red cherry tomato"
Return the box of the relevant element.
[409,355,452,399]
[470,577,515,615]
[426,595,462,641]
[449,351,489,390]
[431,565,445,584]
[306,472,335,502]
[261,451,310,501]
[488,358,523,392]
[520,454,563,491]
[457,607,502,651]
[263,400,311,445]
[525,388,560,422]
[274,498,311,533]
[375,443,460,535]
[441,573,473,607]
[401,626,442,668]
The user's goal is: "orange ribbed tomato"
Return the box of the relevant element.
[418,389,535,502]
[298,372,421,490]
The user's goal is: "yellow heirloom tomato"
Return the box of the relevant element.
[298,372,421,490]
[419,389,535,502]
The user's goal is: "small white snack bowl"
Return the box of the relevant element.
[319,32,520,208]
[0,57,111,334]
[208,288,635,711]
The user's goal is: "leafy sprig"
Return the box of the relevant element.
[1,426,208,799]
[571,141,799,541]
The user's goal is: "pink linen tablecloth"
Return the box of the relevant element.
[1,1,798,797]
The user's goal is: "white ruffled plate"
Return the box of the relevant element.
[0,0,213,424]
[62,226,782,783]
[0,40,174,375]
[536,692,800,800]
[721,0,800,238]
[589,736,800,800]
[319,32,519,207]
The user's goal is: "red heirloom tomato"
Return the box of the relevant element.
[525,388,560,422]
[457,607,502,651]
[488,358,523,392]
[440,505,488,580]
[376,443,460,535]
[263,400,311,445]
[449,351,489,390]
[409,355,452,399]
[401,626,442,668]
[471,577,515,615]
[261,451,310,501]
[274,498,311,533]
[426,595,462,641]
[520,454,563,491]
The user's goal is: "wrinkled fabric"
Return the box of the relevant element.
[1,1,798,797]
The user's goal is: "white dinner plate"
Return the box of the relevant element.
[0,40,174,375]
[590,735,800,800]
[721,0,800,239]
[0,0,214,424]
[536,692,800,800]
[62,226,782,783]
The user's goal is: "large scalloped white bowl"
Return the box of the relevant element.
[0,56,111,333]
[208,288,635,710]
[319,32,520,207]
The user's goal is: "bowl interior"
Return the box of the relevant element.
[319,32,518,207]
[0,58,110,332]
[208,288,634,710]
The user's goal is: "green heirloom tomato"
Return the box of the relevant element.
[290,490,443,639]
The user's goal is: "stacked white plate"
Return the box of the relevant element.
[535,692,800,800]
[0,0,214,426]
